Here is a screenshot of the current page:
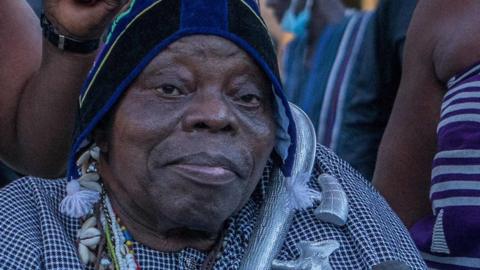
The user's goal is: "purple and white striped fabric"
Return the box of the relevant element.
[411,63,480,270]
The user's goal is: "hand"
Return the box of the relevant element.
[43,0,129,40]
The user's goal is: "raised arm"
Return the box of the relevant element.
[373,0,480,227]
[0,0,126,177]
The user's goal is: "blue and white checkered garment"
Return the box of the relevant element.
[0,145,426,269]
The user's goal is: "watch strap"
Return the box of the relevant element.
[41,14,100,54]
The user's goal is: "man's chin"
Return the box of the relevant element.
[168,208,233,234]
[170,218,223,237]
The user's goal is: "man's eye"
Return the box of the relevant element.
[155,85,182,97]
[238,94,261,107]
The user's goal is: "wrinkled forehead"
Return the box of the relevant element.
[141,35,270,85]
[165,35,245,58]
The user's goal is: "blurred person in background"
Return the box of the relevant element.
[0,0,126,186]
[374,1,480,268]
[0,0,42,185]
[264,0,417,180]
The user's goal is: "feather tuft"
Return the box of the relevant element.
[285,173,322,210]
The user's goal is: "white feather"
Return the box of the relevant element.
[285,173,322,210]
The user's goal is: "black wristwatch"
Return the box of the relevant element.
[41,14,100,54]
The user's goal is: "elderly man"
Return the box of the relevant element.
[0,0,425,269]
[265,0,417,180]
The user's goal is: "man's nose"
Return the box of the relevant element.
[182,90,237,134]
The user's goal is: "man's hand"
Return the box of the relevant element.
[44,0,129,40]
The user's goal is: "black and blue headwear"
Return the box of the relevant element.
[62,0,298,218]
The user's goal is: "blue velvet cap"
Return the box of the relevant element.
[68,0,297,178]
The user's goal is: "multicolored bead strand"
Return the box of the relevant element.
[102,195,141,270]
[101,193,121,270]
[120,224,140,270]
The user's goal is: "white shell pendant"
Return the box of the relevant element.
[80,216,97,232]
[77,216,101,263]
[79,173,100,183]
[90,146,101,161]
[78,243,96,265]
[76,150,91,167]
[79,227,101,248]
[80,181,102,193]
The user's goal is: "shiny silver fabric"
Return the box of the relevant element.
[239,103,317,270]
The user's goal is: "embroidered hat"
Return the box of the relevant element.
[62,0,298,218]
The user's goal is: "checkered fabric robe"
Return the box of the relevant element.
[0,145,426,269]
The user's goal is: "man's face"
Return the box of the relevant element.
[265,0,306,22]
[99,35,276,234]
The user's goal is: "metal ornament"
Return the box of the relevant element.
[239,104,317,270]
[271,240,340,270]
[314,174,349,226]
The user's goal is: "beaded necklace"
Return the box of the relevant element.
[75,189,141,270]
[71,145,140,270]
[100,192,141,270]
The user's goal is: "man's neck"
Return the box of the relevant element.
[107,189,221,252]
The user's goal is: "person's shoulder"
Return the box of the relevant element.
[312,144,390,213]
[0,176,68,230]
[1,176,42,201]
[408,0,480,82]
[0,176,67,203]
[0,177,68,269]
[276,145,426,269]
[0,176,67,224]
[313,144,367,183]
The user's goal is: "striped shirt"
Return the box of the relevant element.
[410,63,480,270]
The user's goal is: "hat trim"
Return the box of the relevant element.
[79,0,165,107]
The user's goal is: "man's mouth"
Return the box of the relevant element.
[165,152,243,186]
[169,164,236,186]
